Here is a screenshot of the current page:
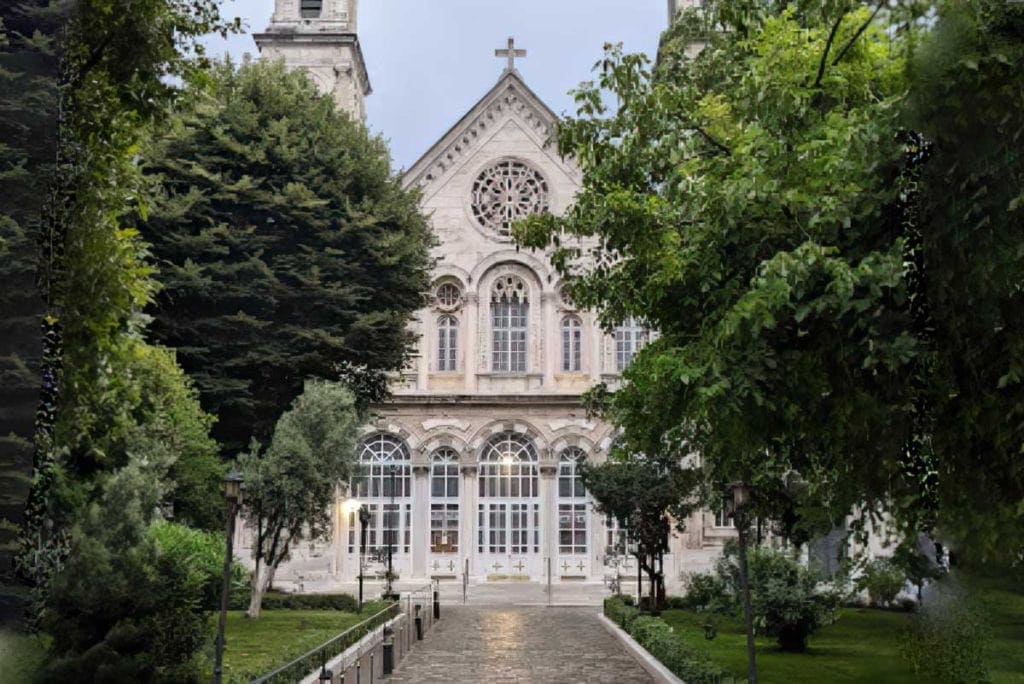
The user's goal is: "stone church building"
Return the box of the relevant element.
[246,0,729,594]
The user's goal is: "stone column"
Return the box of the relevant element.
[460,462,478,577]
[411,464,430,580]
[464,292,479,392]
[588,312,603,381]
[539,461,558,578]
[417,315,429,391]
[541,291,557,388]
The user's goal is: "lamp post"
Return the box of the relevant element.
[358,504,370,611]
[213,466,244,684]
[729,481,757,684]
[386,464,397,597]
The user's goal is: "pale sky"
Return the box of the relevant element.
[204,0,668,170]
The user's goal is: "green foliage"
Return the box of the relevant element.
[230,591,361,612]
[241,379,362,615]
[713,544,843,651]
[904,0,1024,562]
[141,58,434,454]
[857,558,906,608]
[131,347,224,530]
[515,0,923,546]
[41,456,209,681]
[900,580,992,683]
[582,450,698,606]
[680,571,732,614]
[150,521,248,611]
[604,596,724,682]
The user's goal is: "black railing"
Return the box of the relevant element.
[250,601,400,684]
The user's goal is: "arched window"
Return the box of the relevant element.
[478,432,540,556]
[430,448,460,553]
[491,275,529,373]
[437,315,458,371]
[478,432,539,498]
[300,0,322,18]
[558,448,589,555]
[614,316,649,372]
[348,434,412,554]
[561,316,582,372]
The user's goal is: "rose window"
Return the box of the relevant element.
[470,160,550,237]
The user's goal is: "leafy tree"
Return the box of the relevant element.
[240,379,362,618]
[10,0,229,563]
[518,2,920,553]
[905,0,1024,563]
[140,59,434,455]
[582,451,697,611]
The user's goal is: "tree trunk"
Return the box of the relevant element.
[246,561,273,619]
[737,510,758,684]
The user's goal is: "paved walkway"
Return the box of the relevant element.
[387,606,653,683]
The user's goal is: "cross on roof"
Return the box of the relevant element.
[495,36,526,72]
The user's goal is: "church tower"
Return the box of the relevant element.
[254,0,371,120]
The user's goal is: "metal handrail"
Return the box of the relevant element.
[250,601,400,684]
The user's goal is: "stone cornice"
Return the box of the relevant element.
[253,31,372,95]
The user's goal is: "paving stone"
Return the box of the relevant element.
[387,606,653,683]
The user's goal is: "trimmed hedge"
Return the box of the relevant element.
[604,597,723,683]
[229,591,361,612]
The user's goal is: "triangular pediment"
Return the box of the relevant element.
[402,70,577,193]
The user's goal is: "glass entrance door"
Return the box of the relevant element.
[476,432,541,579]
[478,501,540,578]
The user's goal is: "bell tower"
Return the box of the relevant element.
[254,0,371,120]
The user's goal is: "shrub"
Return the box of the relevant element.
[858,558,906,608]
[900,581,991,683]
[680,571,732,613]
[604,597,723,683]
[230,591,361,612]
[751,548,842,651]
[716,545,841,652]
[150,521,249,610]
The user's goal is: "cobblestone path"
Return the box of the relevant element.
[387,606,653,683]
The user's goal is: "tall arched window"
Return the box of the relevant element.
[558,448,589,555]
[561,316,582,372]
[478,432,540,556]
[348,434,412,554]
[614,316,649,372]
[491,275,528,373]
[437,315,458,371]
[430,448,460,553]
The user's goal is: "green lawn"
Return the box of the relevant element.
[216,603,387,683]
[661,574,1024,683]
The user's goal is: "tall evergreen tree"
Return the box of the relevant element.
[141,59,434,455]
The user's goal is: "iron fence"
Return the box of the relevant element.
[250,601,399,684]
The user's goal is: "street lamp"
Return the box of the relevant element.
[386,464,397,598]
[729,481,757,684]
[213,466,244,684]
[358,504,370,611]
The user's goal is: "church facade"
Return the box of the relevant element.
[250,0,730,593]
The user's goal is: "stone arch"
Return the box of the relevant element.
[468,419,549,459]
[471,252,551,294]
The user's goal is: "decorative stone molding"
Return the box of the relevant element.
[460,464,479,476]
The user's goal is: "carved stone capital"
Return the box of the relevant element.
[539,464,558,476]
[411,464,430,475]
[460,465,479,476]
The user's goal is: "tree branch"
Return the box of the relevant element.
[831,1,885,68]
[693,126,731,156]
[813,12,847,89]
